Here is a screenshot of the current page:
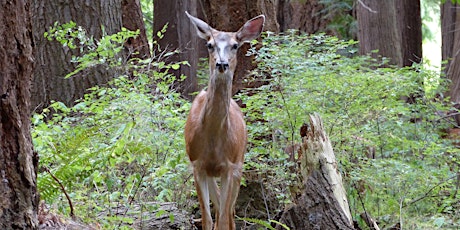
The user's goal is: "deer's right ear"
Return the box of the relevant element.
[185,11,214,40]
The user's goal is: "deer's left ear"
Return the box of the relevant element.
[236,15,265,43]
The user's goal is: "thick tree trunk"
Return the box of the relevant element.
[277,0,330,34]
[357,0,422,67]
[442,1,457,66]
[0,0,38,228]
[122,0,150,59]
[277,114,354,230]
[397,0,422,66]
[31,0,122,112]
[357,0,401,66]
[442,2,460,108]
[153,0,199,99]
[200,0,279,94]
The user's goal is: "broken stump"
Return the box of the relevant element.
[277,113,354,230]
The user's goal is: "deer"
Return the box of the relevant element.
[184,11,265,230]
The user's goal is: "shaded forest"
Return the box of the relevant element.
[1,0,460,229]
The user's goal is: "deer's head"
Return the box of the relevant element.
[186,11,265,78]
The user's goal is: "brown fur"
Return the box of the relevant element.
[184,11,264,230]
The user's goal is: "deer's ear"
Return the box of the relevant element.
[185,11,215,40]
[236,15,265,43]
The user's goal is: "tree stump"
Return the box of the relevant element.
[277,113,354,230]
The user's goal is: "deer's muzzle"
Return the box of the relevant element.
[216,62,229,73]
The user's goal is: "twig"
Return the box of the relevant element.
[357,0,377,13]
[43,167,75,219]
[403,174,458,208]
[275,70,296,158]
[399,187,406,230]
[355,183,379,229]
[359,212,381,230]
[434,111,460,125]
[455,172,460,198]
[259,174,271,220]
[115,162,150,229]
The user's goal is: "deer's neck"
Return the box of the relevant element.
[204,72,233,130]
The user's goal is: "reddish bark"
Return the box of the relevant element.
[0,0,38,228]
[122,0,150,59]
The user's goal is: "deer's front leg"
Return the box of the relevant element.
[217,167,241,230]
[194,171,213,230]
[208,177,220,227]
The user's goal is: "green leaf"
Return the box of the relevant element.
[171,63,180,70]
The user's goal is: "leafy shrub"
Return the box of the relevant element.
[34,23,191,227]
[34,22,460,229]
[241,31,459,228]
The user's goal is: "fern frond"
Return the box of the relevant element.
[237,217,290,230]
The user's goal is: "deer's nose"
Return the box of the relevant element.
[216,62,229,73]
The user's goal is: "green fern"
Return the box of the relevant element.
[34,22,191,225]
[237,217,290,230]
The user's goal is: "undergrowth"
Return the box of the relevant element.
[33,22,460,229]
[34,22,191,228]
[241,31,460,229]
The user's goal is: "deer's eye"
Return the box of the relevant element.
[206,43,214,50]
[231,44,238,50]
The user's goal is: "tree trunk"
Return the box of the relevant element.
[357,0,422,67]
[200,0,279,94]
[442,1,457,66]
[397,0,422,66]
[153,0,199,99]
[442,1,460,109]
[0,0,39,228]
[31,0,122,112]
[277,114,354,230]
[277,0,330,34]
[122,0,150,59]
[357,0,401,66]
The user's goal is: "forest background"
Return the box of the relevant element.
[1,0,460,229]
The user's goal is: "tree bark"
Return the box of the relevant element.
[31,0,122,112]
[199,0,279,94]
[442,1,460,108]
[357,0,422,67]
[153,0,199,99]
[277,114,354,230]
[277,0,330,34]
[442,1,457,66]
[122,0,150,59]
[357,0,401,66]
[0,0,39,228]
[397,0,422,66]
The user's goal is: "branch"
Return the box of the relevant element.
[116,161,151,229]
[357,0,378,13]
[43,167,75,219]
[355,183,380,230]
[403,174,458,208]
